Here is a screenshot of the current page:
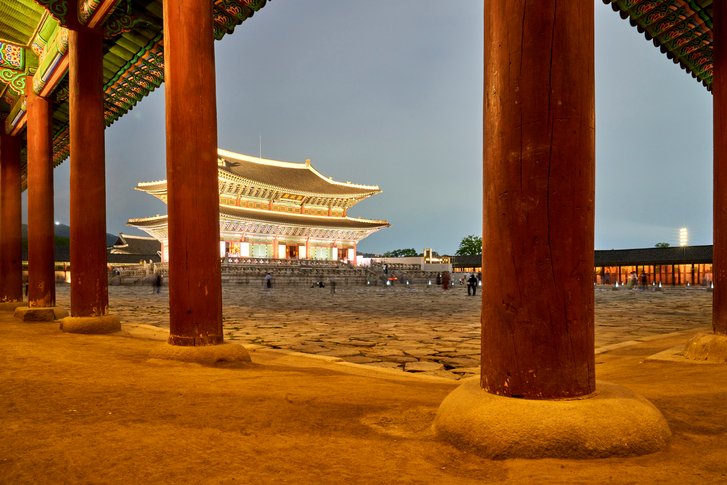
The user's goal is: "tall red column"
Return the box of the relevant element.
[0,133,23,302]
[713,1,727,335]
[163,0,223,345]
[481,1,595,398]
[26,78,56,308]
[68,26,109,317]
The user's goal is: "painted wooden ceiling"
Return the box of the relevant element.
[0,0,268,186]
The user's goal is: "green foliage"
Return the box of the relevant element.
[54,236,70,247]
[456,234,482,256]
[655,242,670,248]
[383,248,419,258]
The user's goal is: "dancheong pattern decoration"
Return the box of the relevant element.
[213,0,268,40]
[0,42,24,70]
[33,0,69,25]
[20,0,269,168]
[0,68,25,96]
[602,0,713,90]
[0,42,26,98]
[78,0,117,25]
[102,0,157,39]
[102,34,164,130]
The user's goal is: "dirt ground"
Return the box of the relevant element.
[2,309,727,484]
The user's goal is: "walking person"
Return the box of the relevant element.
[264,272,272,290]
[467,273,478,296]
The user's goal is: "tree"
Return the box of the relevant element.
[655,242,670,248]
[456,235,482,256]
[383,248,418,258]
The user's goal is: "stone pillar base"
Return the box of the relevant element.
[149,342,251,368]
[14,306,69,322]
[0,301,26,312]
[60,314,121,334]
[434,379,671,459]
[683,333,727,362]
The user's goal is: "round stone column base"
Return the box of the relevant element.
[60,314,121,334]
[0,300,26,312]
[14,306,69,322]
[149,342,252,368]
[434,379,671,459]
[683,333,727,362]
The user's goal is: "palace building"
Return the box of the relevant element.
[128,150,389,264]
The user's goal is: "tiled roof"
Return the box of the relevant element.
[449,255,481,267]
[131,206,389,230]
[602,0,713,90]
[137,150,383,199]
[219,150,381,197]
[594,245,712,265]
[109,233,161,255]
[107,253,160,264]
[450,246,714,268]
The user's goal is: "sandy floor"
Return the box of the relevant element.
[1,306,727,483]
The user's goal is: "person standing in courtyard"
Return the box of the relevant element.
[264,272,272,290]
[153,272,162,294]
[467,273,478,296]
[442,271,451,290]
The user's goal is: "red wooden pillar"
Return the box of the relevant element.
[164,0,223,345]
[481,1,595,398]
[26,77,56,308]
[713,0,727,335]
[68,27,109,317]
[0,133,23,302]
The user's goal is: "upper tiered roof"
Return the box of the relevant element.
[136,149,382,202]
[218,150,381,197]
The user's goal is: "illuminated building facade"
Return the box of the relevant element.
[451,245,714,286]
[128,150,389,264]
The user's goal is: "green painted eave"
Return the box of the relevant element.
[0,0,270,189]
[603,0,713,90]
[0,0,45,45]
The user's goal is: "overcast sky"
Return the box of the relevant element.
[34,1,713,255]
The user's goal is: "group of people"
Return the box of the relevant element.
[435,272,481,295]
[625,270,649,290]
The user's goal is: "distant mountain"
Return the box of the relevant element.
[21,224,120,262]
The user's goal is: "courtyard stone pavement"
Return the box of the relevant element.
[55,284,712,380]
